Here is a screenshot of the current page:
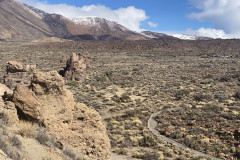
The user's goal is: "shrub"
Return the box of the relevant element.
[219,76,231,82]
[9,136,22,149]
[112,93,132,103]
[18,121,39,138]
[140,132,158,147]
[204,74,214,79]
[234,91,240,99]
[175,89,190,100]
[119,93,132,103]
[143,152,160,160]
[66,81,79,87]
[114,147,128,155]
[0,135,24,160]
[36,128,50,145]
[63,148,76,159]
[234,151,240,159]
[133,151,144,159]
[193,94,207,102]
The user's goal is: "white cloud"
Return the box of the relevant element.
[186,28,240,39]
[189,0,240,34]
[148,22,158,28]
[16,0,148,32]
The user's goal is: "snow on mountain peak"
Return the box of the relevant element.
[170,34,198,40]
[69,16,119,31]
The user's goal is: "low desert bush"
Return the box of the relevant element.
[112,93,132,103]
[114,147,128,155]
[9,136,22,149]
[234,91,240,99]
[0,135,24,160]
[175,89,190,100]
[219,75,231,82]
[36,128,50,145]
[63,148,76,159]
[142,152,160,160]
[133,151,144,159]
[18,120,39,138]
[66,81,79,87]
[140,132,158,147]
[193,94,207,102]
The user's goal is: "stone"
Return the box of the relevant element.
[0,83,13,101]
[0,149,12,160]
[6,61,25,73]
[12,85,40,120]
[10,70,110,159]
[31,70,65,95]
[4,61,36,89]
[59,52,91,81]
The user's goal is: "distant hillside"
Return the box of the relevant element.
[0,0,147,41]
[170,34,213,40]
[141,31,179,40]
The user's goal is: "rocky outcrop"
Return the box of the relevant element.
[0,83,19,127]
[59,52,91,81]
[7,67,110,159]
[0,83,13,99]
[4,61,36,89]
[13,85,40,120]
[0,149,12,160]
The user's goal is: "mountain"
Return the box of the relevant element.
[141,31,179,40]
[0,0,53,40]
[57,16,148,40]
[0,0,147,41]
[141,31,213,41]
[170,34,213,40]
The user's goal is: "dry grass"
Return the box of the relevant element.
[0,41,240,159]
[17,121,39,138]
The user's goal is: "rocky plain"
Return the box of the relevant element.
[0,39,239,160]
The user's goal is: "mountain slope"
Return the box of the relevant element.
[0,0,53,40]
[58,16,147,40]
[141,31,179,40]
[0,0,147,41]
[170,34,213,40]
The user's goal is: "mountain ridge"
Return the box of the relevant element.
[0,0,214,41]
[0,0,147,41]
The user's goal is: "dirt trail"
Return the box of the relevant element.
[148,110,222,160]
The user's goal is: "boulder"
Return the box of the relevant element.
[0,149,12,160]
[59,52,91,81]
[12,85,40,120]
[6,61,25,73]
[2,61,110,159]
[0,83,13,100]
[31,70,65,95]
[4,61,36,89]
[0,83,18,126]
[10,70,110,159]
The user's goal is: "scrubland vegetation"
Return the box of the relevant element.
[0,40,239,159]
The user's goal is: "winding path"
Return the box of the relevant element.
[148,111,222,160]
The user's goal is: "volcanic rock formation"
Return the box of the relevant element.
[59,52,91,81]
[0,61,111,159]
[4,61,36,89]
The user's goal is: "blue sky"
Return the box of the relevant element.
[32,0,214,31]
[17,0,240,38]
